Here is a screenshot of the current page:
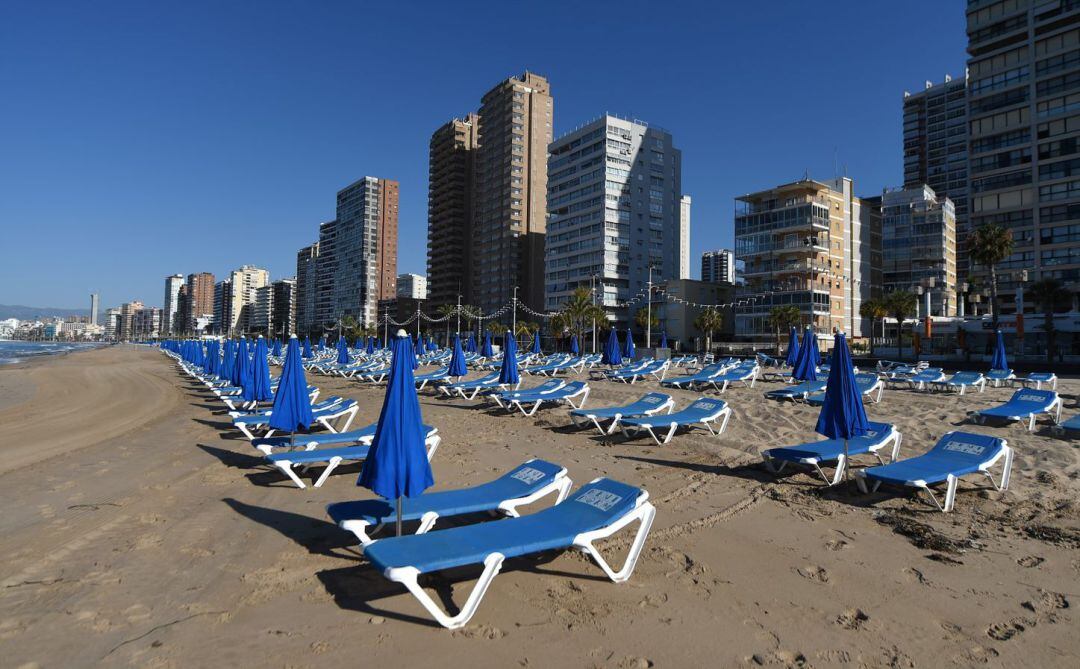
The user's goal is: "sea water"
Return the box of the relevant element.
[0,341,107,365]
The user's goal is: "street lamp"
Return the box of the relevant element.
[645,265,654,349]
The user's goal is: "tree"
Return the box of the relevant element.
[859,298,887,357]
[968,223,1014,331]
[883,291,918,360]
[693,307,724,353]
[768,305,801,356]
[556,286,606,350]
[1027,278,1072,364]
[634,308,659,342]
[549,312,570,349]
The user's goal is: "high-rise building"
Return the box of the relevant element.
[966,2,1080,312]
[133,306,162,339]
[880,185,958,316]
[295,242,319,336]
[314,177,399,328]
[271,279,296,337]
[213,280,232,334]
[118,300,144,341]
[226,265,270,333]
[545,115,683,319]
[426,115,478,308]
[176,285,188,334]
[104,307,121,340]
[397,273,428,299]
[734,177,880,340]
[89,293,100,326]
[903,74,969,279]
[250,284,274,334]
[162,274,183,334]
[185,272,214,332]
[473,72,553,313]
[701,249,737,284]
[679,195,692,279]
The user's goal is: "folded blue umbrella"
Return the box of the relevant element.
[624,328,635,359]
[268,336,314,437]
[785,327,800,367]
[602,328,622,366]
[815,332,869,481]
[809,330,822,367]
[337,336,350,365]
[221,340,234,380]
[793,328,817,384]
[246,336,274,405]
[570,334,579,355]
[465,334,477,354]
[319,335,327,350]
[302,336,313,359]
[366,336,375,355]
[499,330,520,385]
[232,338,248,386]
[659,331,668,349]
[448,334,467,377]
[357,331,434,532]
[991,330,1008,370]
[481,332,494,357]
[531,330,541,355]
[272,338,282,357]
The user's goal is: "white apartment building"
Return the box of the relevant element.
[397,273,428,300]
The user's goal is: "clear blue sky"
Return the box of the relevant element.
[0,0,967,310]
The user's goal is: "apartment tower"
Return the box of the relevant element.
[881,185,958,316]
[734,177,879,340]
[544,115,683,319]
[185,272,214,332]
[679,196,692,279]
[426,114,478,308]
[473,72,553,313]
[701,249,737,284]
[226,265,270,333]
[295,243,320,336]
[89,292,100,326]
[162,274,183,334]
[966,1,1080,311]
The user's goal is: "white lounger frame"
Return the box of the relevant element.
[974,395,1061,431]
[762,427,902,486]
[508,384,590,417]
[1016,374,1058,391]
[381,484,656,629]
[491,381,566,409]
[272,434,441,490]
[709,366,759,393]
[570,396,675,435]
[622,404,732,445]
[854,439,1013,513]
[337,463,572,546]
[233,402,358,441]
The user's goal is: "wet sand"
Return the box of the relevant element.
[1,345,1077,668]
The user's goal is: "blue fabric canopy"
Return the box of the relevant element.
[241,342,255,399]
[272,338,282,357]
[465,334,477,354]
[815,333,869,441]
[623,329,635,359]
[302,336,313,359]
[232,339,248,386]
[570,334,579,355]
[448,334,467,377]
[268,336,314,433]
[785,327,800,367]
[221,340,234,381]
[366,336,375,355]
[246,337,274,404]
[319,335,327,350]
[531,330,541,355]
[357,332,434,500]
[792,329,817,383]
[990,330,1008,370]
[809,330,822,366]
[427,337,437,352]
[602,328,623,366]
[498,330,520,385]
[336,336,349,365]
[659,331,668,349]
[481,332,494,358]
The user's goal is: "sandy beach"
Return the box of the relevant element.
[1,345,1078,668]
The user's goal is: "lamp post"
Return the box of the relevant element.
[590,273,599,354]
[958,281,969,319]
[645,265,654,349]
[512,286,518,337]
[456,293,461,338]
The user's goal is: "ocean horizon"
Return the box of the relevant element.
[0,340,107,365]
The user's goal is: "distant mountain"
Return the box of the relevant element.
[0,304,100,321]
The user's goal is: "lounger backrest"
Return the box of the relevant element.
[927,431,1005,465]
[685,398,727,417]
[560,381,587,394]
[862,421,893,441]
[498,459,565,491]
[1007,388,1057,409]
[1029,372,1054,381]
[988,368,1013,376]
[854,373,878,387]
[534,380,565,393]
[952,371,981,383]
[563,478,642,523]
[635,393,671,409]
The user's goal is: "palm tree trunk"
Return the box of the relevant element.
[990,264,999,331]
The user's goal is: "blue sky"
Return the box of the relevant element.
[0,0,968,309]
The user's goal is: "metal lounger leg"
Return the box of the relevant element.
[387,553,505,629]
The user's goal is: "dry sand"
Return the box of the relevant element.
[1,345,1078,668]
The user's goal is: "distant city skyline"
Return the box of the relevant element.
[0,2,967,308]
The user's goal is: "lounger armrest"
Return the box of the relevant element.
[572,499,656,583]
[497,471,572,517]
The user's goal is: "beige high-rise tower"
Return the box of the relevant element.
[472,72,553,313]
[426,114,478,309]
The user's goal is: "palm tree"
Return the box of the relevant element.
[634,308,658,344]
[549,312,570,350]
[1027,278,1072,364]
[968,223,1015,331]
[859,298,887,357]
[693,307,724,353]
[883,291,918,360]
[460,304,480,335]
[768,305,801,356]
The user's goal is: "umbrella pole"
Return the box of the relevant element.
[396,496,403,537]
[843,438,849,484]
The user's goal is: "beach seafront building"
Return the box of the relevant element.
[964,2,1080,314]
[250,279,296,337]
[544,114,684,325]
[89,293,99,326]
[426,115,478,310]
[679,195,692,279]
[734,177,881,342]
[701,249,737,284]
[880,185,958,317]
[397,273,427,300]
[184,272,214,334]
[903,74,970,285]
[297,176,399,331]
[224,265,270,334]
[162,274,183,334]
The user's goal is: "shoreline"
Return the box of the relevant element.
[0,347,1076,666]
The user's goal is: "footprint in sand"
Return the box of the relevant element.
[836,608,869,630]
[451,624,506,640]
[1016,555,1045,568]
[903,567,930,585]
[824,538,848,551]
[987,619,1028,641]
[795,565,829,583]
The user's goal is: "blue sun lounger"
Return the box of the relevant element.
[621,398,732,445]
[1016,372,1057,390]
[569,392,674,435]
[855,431,1012,512]
[761,422,901,486]
[362,477,655,629]
[414,367,449,390]
[903,367,945,390]
[504,380,590,416]
[928,371,986,395]
[438,372,514,400]
[590,359,650,381]
[263,430,441,489]
[986,368,1015,387]
[806,373,883,406]
[765,380,828,402]
[1052,413,1080,437]
[231,398,358,440]
[610,359,669,384]
[973,388,1061,431]
[251,423,438,455]
[659,363,726,389]
[707,363,760,393]
[326,459,571,545]
[491,379,566,408]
